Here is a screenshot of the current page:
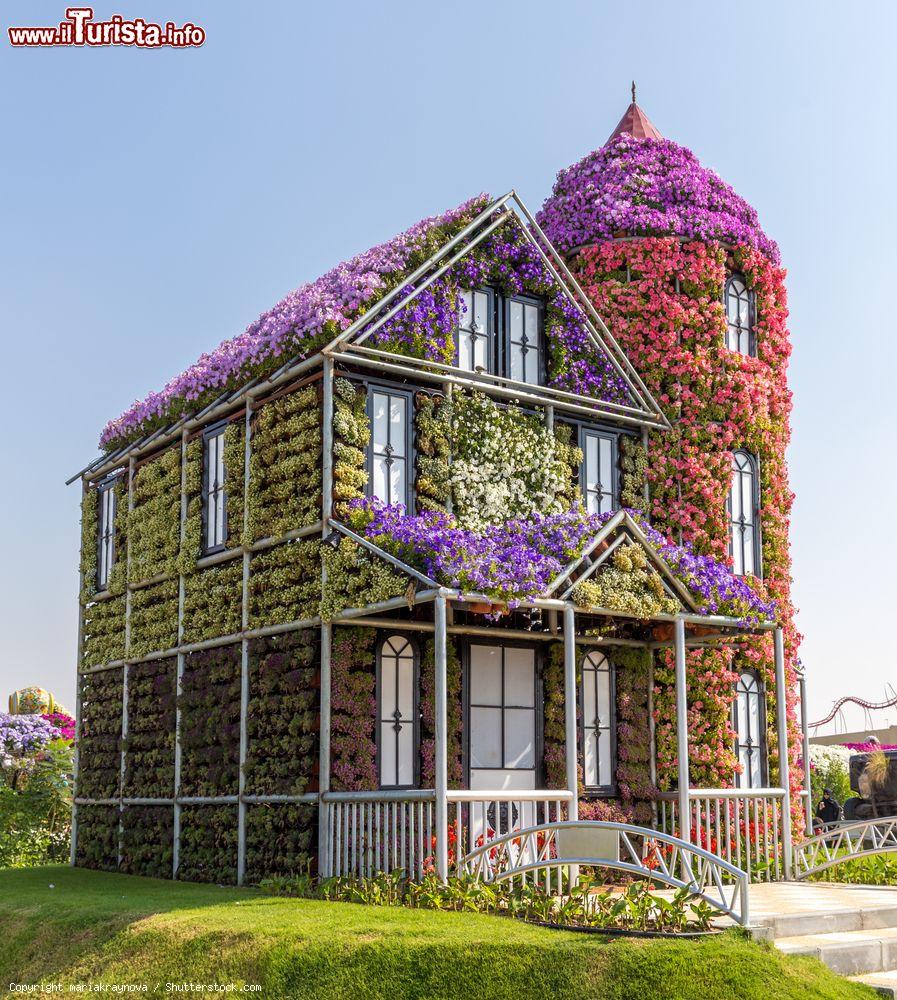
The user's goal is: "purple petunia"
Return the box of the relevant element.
[537,133,779,264]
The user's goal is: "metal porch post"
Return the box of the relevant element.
[798,665,813,836]
[774,627,793,879]
[674,617,691,874]
[434,596,449,882]
[563,605,579,821]
[318,358,335,877]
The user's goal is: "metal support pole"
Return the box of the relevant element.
[237,401,252,885]
[640,426,651,516]
[563,605,579,821]
[798,669,813,835]
[318,358,334,877]
[775,627,793,879]
[71,479,88,867]
[173,429,188,879]
[434,596,449,882]
[674,617,691,875]
[647,651,658,828]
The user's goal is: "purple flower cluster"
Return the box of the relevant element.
[348,498,775,623]
[99,195,492,450]
[537,134,780,264]
[0,712,62,757]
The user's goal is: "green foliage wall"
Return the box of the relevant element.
[330,627,377,791]
[82,596,126,668]
[321,539,409,622]
[415,393,451,512]
[420,637,462,786]
[129,448,181,581]
[332,378,369,520]
[75,804,119,871]
[78,668,123,800]
[177,805,237,884]
[129,579,179,658]
[245,803,316,883]
[572,544,679,618]
[245,632,319,796]
[123,658,176,798]
[182,561,242,644]
[121,805,173,878]
[248,539,320,630]
[179,646,241,797]
[249,385,321,540]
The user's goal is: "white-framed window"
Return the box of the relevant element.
[581,651,615,790]
[725,274,755,356]
[728,450,760,577]
[468,644,537,778]
[506,296,544,386]
[581,429,617,514]
[96,479,118,590]
[378,634,418,788]
[456,288,494,374]
[367,387,411,509]
[734,670,765,789]
[203,426,227,552]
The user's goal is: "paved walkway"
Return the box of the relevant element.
[745,880,897,923]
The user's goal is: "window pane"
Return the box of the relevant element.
[389,457,406,507]
[584,731,598,787]
[372,393,389,449]
[459,290,472,328]
[504,648,534,707]
[509,299,524,339]
[396,725,414,786]
[470,707,502,767]
[741,525,755,575]
[504,708,535,769]
[389,396,406,456]
[583,668,597,729]
[380,722,397,786]
[372,456,389,504]
[597,728,613,786]
[396,652,414,720]
[473,291,489,334]
[469,645,502,704]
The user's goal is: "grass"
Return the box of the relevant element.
[0,866,878,999]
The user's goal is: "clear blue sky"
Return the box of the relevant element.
[1,0,894,734]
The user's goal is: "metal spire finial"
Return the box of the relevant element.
[631,80,636,104]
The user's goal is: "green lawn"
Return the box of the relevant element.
[0,866,876,999]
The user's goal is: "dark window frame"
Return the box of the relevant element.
[95,474,120,591]
[580,650,617,795]
[578,425,621,515]
[455,286,497,375]
[462,639,544,787]
[733,668,768,789]
[376,632,421,790]
[201,420,228,556]
[365,382,415,511]
[728,449,762,578]
[501,291,546,387]
[724,273,756,357]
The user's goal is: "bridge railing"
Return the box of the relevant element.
[793,816,897,880]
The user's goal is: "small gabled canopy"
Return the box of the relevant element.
[544,510,700,613]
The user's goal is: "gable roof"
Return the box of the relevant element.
[545,510,699,612]
[73,191,667,483]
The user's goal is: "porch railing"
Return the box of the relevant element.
[658,788,787,881]
[322,789,573,880]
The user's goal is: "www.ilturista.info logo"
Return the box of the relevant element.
[8,7,205,47]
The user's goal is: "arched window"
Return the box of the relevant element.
[581,651,615,790]
[377,635,418,788]
[728,450,760,577]
[734,670,765,788]
[725,274,755,356]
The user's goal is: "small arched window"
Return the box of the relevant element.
[734,670,766,789]
[728,450,760,577]
[377,635,418,788]
[581,651,615,791]
[725,274,755,356]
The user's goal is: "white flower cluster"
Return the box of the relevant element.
[449,393,571,532]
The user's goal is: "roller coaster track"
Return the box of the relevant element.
[810,690,897,729]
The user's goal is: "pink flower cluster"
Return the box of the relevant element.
[99,195,491,450]
[537,134,780,264]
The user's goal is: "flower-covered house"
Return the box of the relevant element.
[69,98,805,905]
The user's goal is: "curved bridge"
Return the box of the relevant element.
[460,819,751,926]
[794,817,897,880]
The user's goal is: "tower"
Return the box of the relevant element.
[538,96,801,827]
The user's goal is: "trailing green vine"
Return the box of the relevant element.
[81,595,126,667]
[182,560,242,643]
[245,803,316,883]
[330,626,377,791]
[415,393,451,512]
[177,805,237,884]
[121,805,173,878]
[74,804,119,871]
[77,668,123,800]
[122,657,176,798]
[619,434,648,513]
[129,446,181,582]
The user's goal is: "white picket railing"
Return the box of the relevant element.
[658,788,787,881]
[322,789,573,880]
